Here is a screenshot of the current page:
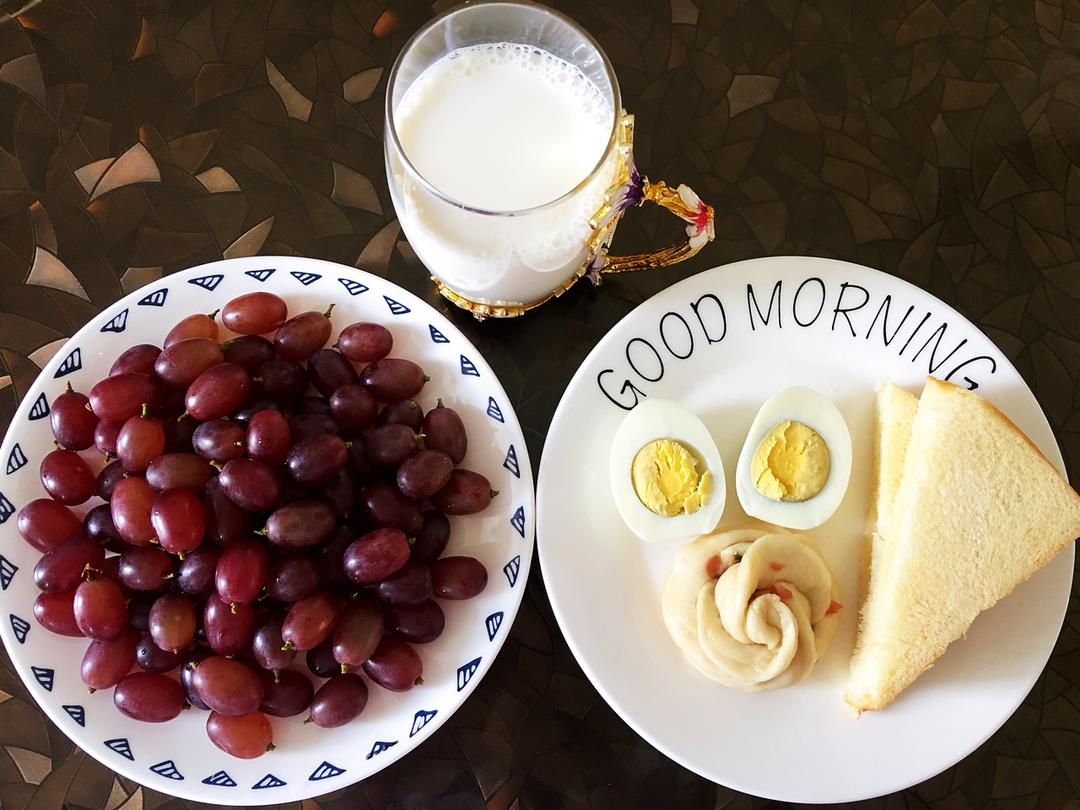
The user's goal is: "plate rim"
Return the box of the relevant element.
[535,255,1074,803]
[0,255,536,805]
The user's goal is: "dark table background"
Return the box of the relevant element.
[0,0,1078,807]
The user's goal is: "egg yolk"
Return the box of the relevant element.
[750,420,830,502]
[631,439,713,517]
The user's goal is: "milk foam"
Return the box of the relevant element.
[395,43,613,211]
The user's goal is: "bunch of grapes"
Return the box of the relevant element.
[18,290,495,759]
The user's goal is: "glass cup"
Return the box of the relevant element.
[384,0,715,318]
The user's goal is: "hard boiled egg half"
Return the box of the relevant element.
[735,387,851,530]
[609,399,726,542]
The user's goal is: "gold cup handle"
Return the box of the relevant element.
[583,112,715,281]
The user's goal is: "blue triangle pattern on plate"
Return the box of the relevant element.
[100,309,128,333]
[410,709,437,737]
[503,556,521,587]
[54,347,82,377]
[150,760,184,780]
[105,738,133,760]
[291,271,321,286]
[245,268,275,282]
[28,392,50,420]
[6,443,27,473]
[62,704,85,726]
[460,355,479,377]
[0,554,16,589]
[138,288,168,307]
[252,773,286,789]
[10,613,29,643]
[0,493,13,524]
[383,295,410,315]
[503,445,520,478]
[510,506,526,539]
[188,273,224,291]
[485,611,503,641]
[456,657,481,692]
[338,277,369,296]
[309,761,345,781]
[486,397,504,422]
[31,666,54,691]
[202,770,237,787]
[428,324,449,344]
[366,740,397,760]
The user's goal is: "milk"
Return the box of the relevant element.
[387,43,621,306]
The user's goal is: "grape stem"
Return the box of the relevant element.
[340,663,349,674]
[207,308,219,319]
[281,640,294,651]
[322,303,336,318]
[140,402,148,417]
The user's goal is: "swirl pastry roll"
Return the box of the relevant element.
[662,527,841,691]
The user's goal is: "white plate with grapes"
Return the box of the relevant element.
[0,256,534,805]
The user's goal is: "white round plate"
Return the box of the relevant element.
[0,257,534,805]
[536,257,1074,803]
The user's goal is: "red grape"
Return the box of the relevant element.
[191,655,264,716]
[245,409,290,465]
[289,413,340,442]
[274,306,334,361]
[84,503,122,544]
[95,459,127,500]
[265,500,336,548]
[182,649,212,709]
[386,600,445,643]
[396,450,453,499]
[337,322,392,363]
[328,384,377,431]
[219,458,281,511]
[151,488,205,554]
[252,616,296,673]
[223,335,275,372]
[81,627,139,689]
[343,528,409,585]
[411,510,450,564]
[214,537,268,606]
[165,311,219,347]
[360,483,422,535]
[204,594,254,655]
[155,337,224,387]
[202,477,255,543]
[308,673,368,727]
[118,546,175,591]
[306,637,339,678]
[285,434,347,487]
[116,410,165,472]
[176,545,219,596]
[422,402,468,464]
[207,711,273,759]
[112,476,156,545]
[146,452,212,490]
[360,358,426,401]
[74,577,127,639]
[255,358,307,403]
[17,499,83,552]
[192,419,245,463]
[50,385,98,450]
[267,554,320,602]
[150,593,197,652]
[114,671,186,722]
[89,372,160,423]
[40,448,96,505]
[185,363,251,421]
[137,633,183,672]
[362,637,422,692]
[375,563,432,606]
[94,419,123,457]
[282,592,344,651]
[432,469,496,515]
[363,424,421,468]
[331,598,383,668]
[307,349,358,397]
[432,556,488,599]
[34,589,83,636]
[259,668,313,717]
[34,537,105,593]
[110,343,161,376]
[222,292,287,335]
[377,399,424,429]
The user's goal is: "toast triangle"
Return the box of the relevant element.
[846,377,1080,711]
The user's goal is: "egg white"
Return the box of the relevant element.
[609,399,726,543]
[735,387,852,530]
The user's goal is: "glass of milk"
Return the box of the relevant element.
[385,0,715,317]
